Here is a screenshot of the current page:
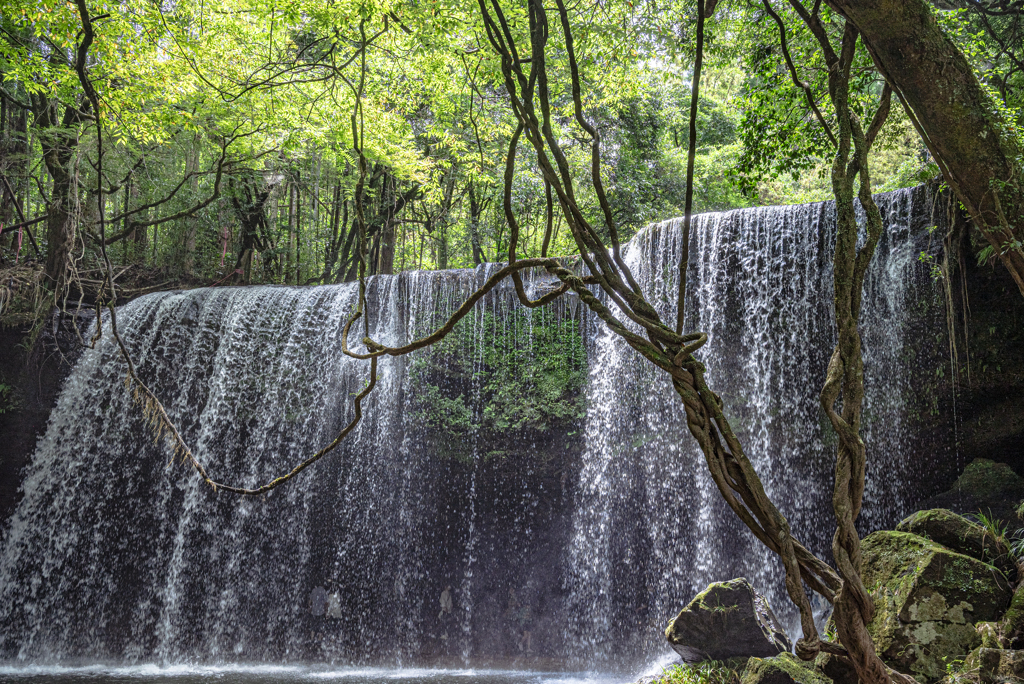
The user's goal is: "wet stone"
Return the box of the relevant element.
[665,578,791,663]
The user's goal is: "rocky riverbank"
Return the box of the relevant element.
[648,459,1024,684]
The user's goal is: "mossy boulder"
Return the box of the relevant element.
[954,459,1024,501]
[962,647,1024,683]
[897,508,1014,578]
[998,581,1024,648]
[740,653,829,684]
[861,530,1013,682]
[665,578,791,663]
[918,459,1024,530]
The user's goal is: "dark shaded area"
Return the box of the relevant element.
[956,251,1024,475]
[912,199,1024,526]
[0,312,88,525]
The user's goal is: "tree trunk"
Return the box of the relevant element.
[468,181,488,265]
[436,227,448,270]
[322,182,344,283]
[42,151,76,291]
[296,177,303,283]
[829,0,1024,297]
[230,177,273,285]
[340,218,360,282]
[30,91,89,291]
[131,177,146,257]
[378,220,396,275]
[182,144,199,276]
[287,181,297,284]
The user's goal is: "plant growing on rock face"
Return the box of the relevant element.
[0,382,20,415]
[973,510,1010,551]
[941,655,978,684]
[1008,527,1024,567]
[408,307,586,461]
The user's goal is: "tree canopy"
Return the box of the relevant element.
[6,0,1015,291]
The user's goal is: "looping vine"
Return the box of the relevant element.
[70,3,916,679]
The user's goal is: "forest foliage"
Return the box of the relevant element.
[4,0,1018,293]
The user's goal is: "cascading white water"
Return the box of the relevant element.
[564,186,953,662]
[0,187,952,668]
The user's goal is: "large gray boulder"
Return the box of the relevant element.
[897,508,1014,578]
[665,578,791,663]
[861,530,1013,682]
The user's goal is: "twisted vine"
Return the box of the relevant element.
[71,3,916,680]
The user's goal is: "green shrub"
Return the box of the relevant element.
[654,661,741,684]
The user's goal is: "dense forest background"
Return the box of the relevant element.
[1,0,1019,312]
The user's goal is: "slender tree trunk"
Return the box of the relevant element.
[182,144,199,276]
[287,181,297,284]
[132,177,146,257]
[342,215,361,283]
[378,220,396,275]
[334,201,354,283]
[436,227,448,270]
[322,182,343,282]
[152,206,158,263]
[11,110,29,252]
[468,181,487,265]
[296,176,303,283]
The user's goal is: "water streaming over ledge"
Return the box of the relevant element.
[0,187,954,670]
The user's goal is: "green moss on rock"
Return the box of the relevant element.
[963,647,1024,683]
[740,653,829,684]
[861,530,1013,682]
[998,582,1024,647]
[897,508,1013,577]
[952,459,1024,502]
[666,578,790,662]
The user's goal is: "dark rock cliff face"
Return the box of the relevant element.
[0,313,87,525]
[912,211,1024,523]
[956,252,1024,474]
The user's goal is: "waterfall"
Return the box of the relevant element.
[0,187,953,668]
[564,186,953,661]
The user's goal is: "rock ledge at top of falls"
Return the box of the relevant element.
[861,530,1013,682]
[665,578,791,663]
[897,508,1015,578]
